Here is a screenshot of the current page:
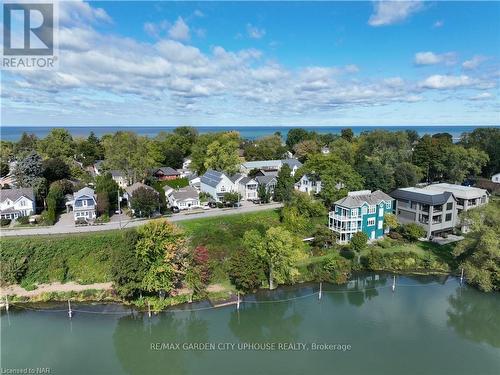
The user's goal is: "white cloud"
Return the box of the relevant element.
[246,23,266,39]
[469,93,494,101]
[433,20,444,28]
[419,75,474,89]
[368,1,424,27]
[414,51,456,66]
[168,17,190,41]
[462,55,487,70]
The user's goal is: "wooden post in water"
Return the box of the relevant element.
[319,282,322,300]
[68,300,72,319]
[236,292,240,310]
[392,275,396,292]
[148,301,151,318]
[5,296,9,312]
[460,268,464,285]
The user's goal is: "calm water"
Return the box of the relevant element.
[1,274,499,375]
[1,125,499,141]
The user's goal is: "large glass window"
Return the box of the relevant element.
[446,202,453,210]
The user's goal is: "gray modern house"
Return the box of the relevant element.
[390,187,457,239]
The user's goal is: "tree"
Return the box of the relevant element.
[96,192,110,216]
[40,128,74,159]
[350,232,368,263]
[131,187,159,218]
[288,190,327,218]
[135,220,189,295]
[293,139,321,162]
[286,128,311,150]
[384,213,399,231]
[192,245,211,285]
[244,135,287,161]
[329,137,356,165]
[394,162,422,188]
[341,128,354,142]
[14,132,38,155]
[75,132,104,166]
[311,225,337,249]
[356,157,395,192]
[223,191,240,206]
[453,201,499,292]
[299,154,363,207]
[400,223,426,242]
[273,164,294,203]
[229,248,266,292]
[42,157,70,184]
[14,151,43,187]
[204,132,241,174]
[0,161,9,177]
[460,128,500,177]
[281,205,309,234]
[257,184,271,203]
[95,173,119,211]
[443,146,488,183]
[110,230,147,299]
[243,227,303,289]
[44,183,64,225]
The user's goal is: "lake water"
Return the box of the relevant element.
[1,274,499,375]
[1,125,499,141]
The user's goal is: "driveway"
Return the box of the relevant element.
[0,202,283,237]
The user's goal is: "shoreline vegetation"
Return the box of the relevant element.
[1,126,499,307]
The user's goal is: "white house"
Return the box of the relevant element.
[0,188,35,220]
[295,174,322,195]
[200,169,237,202]
[123,182,159,209]
[182,157,192,170]
[492,173,500,183]
[93,160,105,176]
[240,159,302,176]
[238,177,259,200]
[164,185,200,210]
[70,187,97,223]
[110,170,128,189]
[188,175,201,191]
[423,183,489,214]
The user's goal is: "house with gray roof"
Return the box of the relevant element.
[110,170,128,188]
[164,185,200,210]
[70,187,97,223]
[390,187,457,238]
[329,190,394,244]
[0,187,35,220]
[200,169,238,202]
[240,158,302,176]
[152,167,180,181]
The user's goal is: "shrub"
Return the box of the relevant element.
[0,218,11,227]
[16,216,30,225]
[399,223,426,242]
[388,231,403,240]
[323,253,352,284]
[350,232,368,253]
[228,249,266,292]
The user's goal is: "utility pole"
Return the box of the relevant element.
[117,190,121,230]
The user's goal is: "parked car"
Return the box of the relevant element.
[252,199,261,204]
[201,202,210,210]
[171,206,180,213]
[208,201,217,208]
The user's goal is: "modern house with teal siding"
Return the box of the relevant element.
[328,190,394,244]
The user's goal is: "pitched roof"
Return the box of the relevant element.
[153,167,180,176]
[239,176,256,185]
[335,190,393,208]
[255,175,277,186]
[0,187,34,203]
[241,160,282,170]
[110,170,125,178]
[230,173,243,183]
[125,182,157,196]
[201,169,226,188]
[168,186,199,201]
[73,187,96,200]
[282,158,302,168]
[390,187,455,206]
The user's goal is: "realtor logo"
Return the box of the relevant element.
[2,1,57,69]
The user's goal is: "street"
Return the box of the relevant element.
[0,202,283,237]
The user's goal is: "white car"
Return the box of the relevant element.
[201,202,210,210]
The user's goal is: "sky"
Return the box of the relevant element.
[1,0,500,127]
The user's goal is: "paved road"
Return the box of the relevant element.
[0,203,283,237]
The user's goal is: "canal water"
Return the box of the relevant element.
[1,274,499,375]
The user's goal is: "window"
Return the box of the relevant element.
[351,209,358,218]
[446,202,453,211]
[367,218,375,226]
[378,207,384,217]
[445,213,452,222]
[362,206,367,215]
[386,202,391,209]
[368,205,376,214]
[378,221,383,230]
[220,186,226,192]
[20,200,26,206]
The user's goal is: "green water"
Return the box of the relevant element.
[1,274,499,375]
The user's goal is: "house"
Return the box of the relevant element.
[182,157,192,170]
[164,185,200,210]
[188,174,201,191]
[390,187,457,239]
[0,188,35,220]
[176,169,191,178]
[295,174,322,195]
[93,160,105,176]
[71,187,97,223]
[328,190,394,244]
[255,175,277,196]
[491,173,500,183]
[123,182,159,208]
[240,159,302,176]
[200,169,237,202]
[110,170,128,189]
[238,176,259,200]
[152,167,180,181]
[423,183,488,214]
[321,146,330,154]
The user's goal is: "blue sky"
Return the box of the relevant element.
[2,1,499,126]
